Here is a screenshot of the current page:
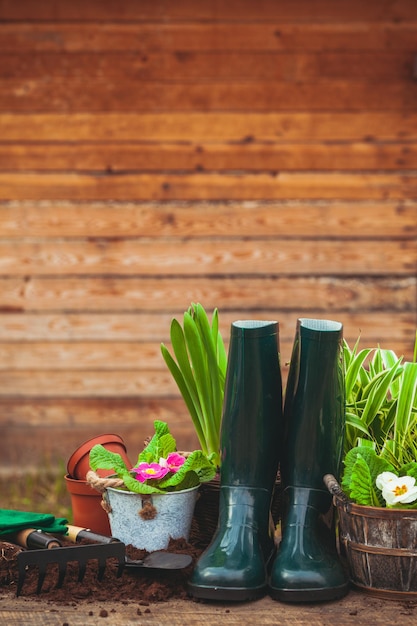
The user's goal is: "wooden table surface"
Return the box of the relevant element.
[1,586,417,626]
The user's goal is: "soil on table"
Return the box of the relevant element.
[0,535,204,604]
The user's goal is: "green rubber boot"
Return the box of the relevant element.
[269,318,349,602]
[188,320,283,601]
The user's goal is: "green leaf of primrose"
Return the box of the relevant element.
[118,451,216,495]
[89,445,129,475]
[91,420,217,495]
[158,450,216,490]
[348,455,383,507]
[342,446,393,501]
[138,428,176,465]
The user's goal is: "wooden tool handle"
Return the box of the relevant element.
[15,528,62,549]
[66,524,119,544]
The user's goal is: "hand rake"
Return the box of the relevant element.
[15,527,125,596]
[14,524,192,595]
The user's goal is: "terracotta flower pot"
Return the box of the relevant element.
[67,433,132,480]
[64,474,111,536]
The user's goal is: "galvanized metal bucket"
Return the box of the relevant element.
[104,484,199,552]
[325,474,417,600]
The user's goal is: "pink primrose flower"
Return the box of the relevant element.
[165,452,186,473]
[133,462,170,483]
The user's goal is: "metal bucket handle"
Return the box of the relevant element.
[323,473,351,511]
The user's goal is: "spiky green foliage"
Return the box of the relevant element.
[343,332,417,470]
[161,304,227,468]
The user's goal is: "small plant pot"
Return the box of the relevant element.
[67,434,132,480]
[104,484,199,551]
[64,474,111,536]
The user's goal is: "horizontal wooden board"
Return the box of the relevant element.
[0,400,198,470]
[1,0,416,22]
[2,142,417,171]
[0,276,414,312]
[2,79,417,112]
[0,329,414,371]
[2,113,417,141]
[0,396,187,428]
[0,336,415,397]
[1,172,417,200]
[1,23,417,53]
[0,341,161,370]
[0,311,414,343]
[0,239,414,276]
[0,202,416,238]
[0,369,179,396]
[1,51,413,82]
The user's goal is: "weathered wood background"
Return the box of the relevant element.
[0,0,416,471]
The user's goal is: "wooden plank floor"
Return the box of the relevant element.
[1,587,417,625]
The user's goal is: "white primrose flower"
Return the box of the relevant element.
[376,471,417,506]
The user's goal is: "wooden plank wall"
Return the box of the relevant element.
[0,0,416,471]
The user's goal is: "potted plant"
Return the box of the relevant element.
[160,303,228,546]
[160,302,227,470]
[87,420,216,551]
[326,334,417,599]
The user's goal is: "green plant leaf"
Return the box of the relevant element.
[399,461,417,480]
[348,455,382,506]
[380,349,401,397]
[160,341,207,454]
[158,450,216,490]
[98,421,218,494]
[137,421,176,464]
[89,445,129,475]
[342,446,393,502]
[183,311,214,441]
[359,356,403,429]
[191,303,223,450]
[160,304,225,466]
[345,348,373,403]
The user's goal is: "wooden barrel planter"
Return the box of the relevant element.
[325,474,417,600]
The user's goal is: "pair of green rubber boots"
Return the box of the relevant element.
[188,318,349,603]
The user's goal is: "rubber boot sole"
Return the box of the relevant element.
[269,580,350,603]
[188,582,267,602]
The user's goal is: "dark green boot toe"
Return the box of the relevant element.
[269,488,349,602]
[189,486,275,601]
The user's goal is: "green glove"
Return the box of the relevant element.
[0,509,68,536]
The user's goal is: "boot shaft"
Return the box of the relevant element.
[282,318,345,489]
[220,320,283,490]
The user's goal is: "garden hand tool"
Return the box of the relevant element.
[14,528,125,596]
[0,509,125,595]
[269,318,349,602]
[5,510,191,595]
[67,525,193,570]
[189,320,283,601]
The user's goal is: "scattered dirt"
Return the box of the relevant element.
[0,536,203,604]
